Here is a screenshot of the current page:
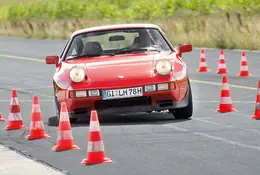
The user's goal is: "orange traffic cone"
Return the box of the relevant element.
[216,76,237,113]
[237,51,251,77]
[81,110,112,165]
[4,90,26,130]
[197,49,210,72]
[26,96,50,140]
[52,102,79,151]
[0,113,5,122]
[216,50,228,74]
[251,80,260,120]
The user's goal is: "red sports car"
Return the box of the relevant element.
[45,24,193,123]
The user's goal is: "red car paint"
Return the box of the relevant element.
[45,24,192,117]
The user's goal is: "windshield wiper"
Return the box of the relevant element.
[115,48,161,55]
[66,53,115,60]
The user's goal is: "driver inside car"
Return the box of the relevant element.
[130,30,154,49]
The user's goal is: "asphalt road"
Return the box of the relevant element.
[1,36,260,175]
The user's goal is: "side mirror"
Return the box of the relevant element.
[45,56,58,65]
[178,44,192,57]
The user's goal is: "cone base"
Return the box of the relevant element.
[52,144,80,152]
[251,115,260,120]
[4,125,26,130]
[26,133,50,140]
[216,70,228,74]
[216,108,238,113]
[81,157,112,165]
[197,68,210,72]
[237,72,251,77]
[0,118,5,122]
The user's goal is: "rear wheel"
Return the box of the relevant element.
[170,79,193,119]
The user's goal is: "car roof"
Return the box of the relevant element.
[71,23,162,37]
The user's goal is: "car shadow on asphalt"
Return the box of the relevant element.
[47,111,191,127]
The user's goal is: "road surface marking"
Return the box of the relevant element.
[194,100,255,103]
[193,132,260,151]
[163,124,260,151]
[193,118,260,136]
[0,53,258,90]
[4,85,53,98]
[190,79,257,90]
[163,124,189,132]
[193,118,222,125]
[0,86,52,91]
[0,54,44,62]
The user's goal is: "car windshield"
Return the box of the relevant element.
[64,28,172,60]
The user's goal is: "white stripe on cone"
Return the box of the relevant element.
[30,121,44,130]
[201,53,205,58]
[87,141,105,152]
[32,104,41,113]
[57,130,73,140]
[220,96,232,104]
[8,113,22,121]
[10,97,19,105]
[242,56,247,62]
[89,121,101,132]
[257,89,260,95]
[218,63,227,69]
[222,83,229,90]
[200,62,207,67]
[240,66,248,71]
[59,112,70,121]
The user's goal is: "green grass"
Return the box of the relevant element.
[1,0,260,20]
[0,0,260,50]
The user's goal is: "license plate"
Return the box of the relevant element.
[102,87,143,100]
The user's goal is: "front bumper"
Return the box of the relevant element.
[66,87,190,118]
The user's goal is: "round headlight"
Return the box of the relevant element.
[155,59,172,75]
[69,66,85,83]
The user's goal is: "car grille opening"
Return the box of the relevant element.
[95,96,151,109]
[156,100,173,107]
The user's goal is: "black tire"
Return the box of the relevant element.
[170,79,193,119]
[54,88,60,120]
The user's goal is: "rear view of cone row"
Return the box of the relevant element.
[0,90,112,165]
[197,49,251,77]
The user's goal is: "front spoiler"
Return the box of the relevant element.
[68,86,190,118]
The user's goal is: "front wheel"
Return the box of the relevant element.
[170,80,193,119]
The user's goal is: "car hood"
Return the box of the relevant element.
[55,51,180,88]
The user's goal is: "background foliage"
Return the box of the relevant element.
[1,0,260,20]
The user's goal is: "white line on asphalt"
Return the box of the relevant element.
[193,132,260,151]
[163,122,260,151]
[194,100,256,103]
[193,117,260,135]
[0,54,44,62]
[4,85,53,98]
[162,124,189,132]
[190,79,258,90]
[193,118,222,125]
